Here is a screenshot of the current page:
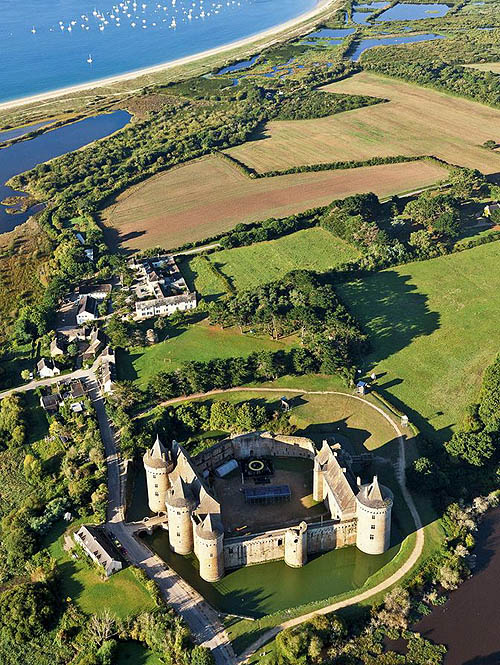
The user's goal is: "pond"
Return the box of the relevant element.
[349,32,445,61]
[375,3,451,21]
[0,110,131,234]
[216,54,261,75]
[306,27,355,39]
[352,2,379,24]
[142,524,403,617]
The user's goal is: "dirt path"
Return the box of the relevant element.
[138,386,425,662]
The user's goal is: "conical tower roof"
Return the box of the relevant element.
[356,475,393,509]
[196,512,223,540]
[143,435,173,470]
[166,476,193,509]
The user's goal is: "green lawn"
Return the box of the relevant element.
[182,228,359,298]
[118,320,296,387]
[45,521,156,619]
[336,241,500,444]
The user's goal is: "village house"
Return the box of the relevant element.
[37,358,61,379]
[74,525,122,577]
[71,379,87,400]
[50,336,66,357]
[82,327,107,361]
[78,283,112,301]
[98,348,116,394]
[40,393,61,413]
[76,295,98,325]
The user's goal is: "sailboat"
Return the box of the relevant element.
[87,54,93,64]
[31,26,36,34]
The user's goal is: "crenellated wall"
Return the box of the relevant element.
[192,431,316,476]
[223,518,357,569]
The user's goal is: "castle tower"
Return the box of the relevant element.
[195,513,225,582]
[355,475,393,555]
[143,435,174,513]
[284,521,308,568]
[165,477,195,555]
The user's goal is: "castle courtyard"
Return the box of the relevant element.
[213,458,329,535]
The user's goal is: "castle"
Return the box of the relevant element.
[143,431,393,582]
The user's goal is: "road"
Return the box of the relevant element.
[0,363,99,400]
[135,387,425,663]
[88,375,237,665]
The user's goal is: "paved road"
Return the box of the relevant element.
[89,376,236,665]
[137,387,425,663]
[0,364,98,400]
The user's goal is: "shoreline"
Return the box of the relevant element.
[0,0,334,113]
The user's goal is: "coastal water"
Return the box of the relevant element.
[0,111,131,233]
[375,3,450,21]
[349,33,445,60]
[0,0,318,104]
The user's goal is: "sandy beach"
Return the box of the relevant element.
[0,0,334,112]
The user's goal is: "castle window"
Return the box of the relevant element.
[371,524,376,530]
[370,535,374,540]
[372,514,376,520]
[277,539,283,546]
[155,492,159,496]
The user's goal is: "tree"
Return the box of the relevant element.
[21,369,31,381]
[373,587,410,631]
[0,581,56,643]
[448,166,485,200]
[445,430,495,466]
[191,646,214,665]
[87,610,117,647]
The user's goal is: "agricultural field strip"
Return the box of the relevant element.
[224,71,500,175]
[101,157,446,251]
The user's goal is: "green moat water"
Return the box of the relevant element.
[142,530,402,617]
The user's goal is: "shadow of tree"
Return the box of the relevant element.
[338,270,440,366]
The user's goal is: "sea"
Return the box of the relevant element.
[0,0,317,104]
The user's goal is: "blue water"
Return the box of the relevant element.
[0,122,53,144]
[306,27,355,38]
[0,111,131,233]
[216,54,261,74]
[1,0,318,103]
[375,3,450,21]
[349,32,445,60]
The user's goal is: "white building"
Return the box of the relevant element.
[135,292,197,320]
[76,295,98,325]
[37,358,61,379]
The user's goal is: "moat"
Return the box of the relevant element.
[142,528,402,617]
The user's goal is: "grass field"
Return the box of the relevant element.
[336,241,500,444]
[118,319,295,387]
[183,228,359,297]
[101,155,446,252]
[225,72,500,174]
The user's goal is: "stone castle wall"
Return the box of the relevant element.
[223,518,357,569]
[192,432,315,476]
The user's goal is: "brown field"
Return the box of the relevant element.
[101,156,447,251]
[225,71,500,174]
[464,62,500,74]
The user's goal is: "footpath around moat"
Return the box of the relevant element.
[100,382,424,664]
[0,363,425,664]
